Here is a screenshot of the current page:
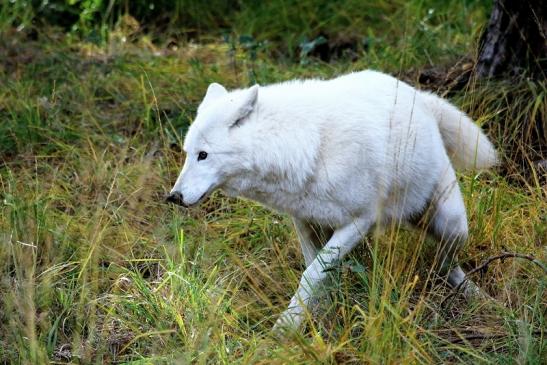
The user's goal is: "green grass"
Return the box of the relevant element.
[1,1,546,363]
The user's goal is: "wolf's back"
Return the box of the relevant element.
[421,92,498,170]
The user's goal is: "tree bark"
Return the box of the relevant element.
[476,0,546,79]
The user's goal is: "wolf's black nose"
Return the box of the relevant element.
[165,191,185,206]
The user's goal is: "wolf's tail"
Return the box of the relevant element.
[421,92,498,170]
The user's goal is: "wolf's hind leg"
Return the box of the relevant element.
[427,169,484,297]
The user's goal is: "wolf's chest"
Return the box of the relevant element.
[239,188,351,227]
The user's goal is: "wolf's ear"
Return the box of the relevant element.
[200,83,227,110]
[231,85,259,128]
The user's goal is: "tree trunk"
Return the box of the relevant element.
[476,0,546,79]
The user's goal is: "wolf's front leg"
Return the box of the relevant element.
[273,216,373,333]
[293,218,333,266]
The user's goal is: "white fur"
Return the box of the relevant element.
[169,70,498,332]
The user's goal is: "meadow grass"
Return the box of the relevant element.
[1,2,546,364]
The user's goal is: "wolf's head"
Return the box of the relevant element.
[166,82,259,207]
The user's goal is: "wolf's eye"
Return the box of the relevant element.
[197,151,208,161]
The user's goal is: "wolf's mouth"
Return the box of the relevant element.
[186,187,214,207]
[196,191,208,203]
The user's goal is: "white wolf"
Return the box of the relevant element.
[167,70,497,332]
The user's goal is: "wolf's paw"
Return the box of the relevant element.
[462,279,495,302]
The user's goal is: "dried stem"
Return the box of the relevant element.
[440,252,547,308]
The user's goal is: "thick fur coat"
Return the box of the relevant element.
[168,70,498,331]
